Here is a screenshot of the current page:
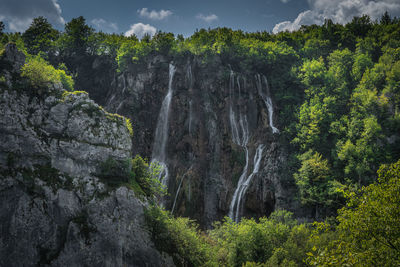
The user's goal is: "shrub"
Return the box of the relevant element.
[145,205,215,266]
[125,118,133,137]
[98,156,165,199]
[131,155,165,199]
[21,55,74,90]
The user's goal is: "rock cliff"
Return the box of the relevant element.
[96,55,298,227]
[0,44,173,266]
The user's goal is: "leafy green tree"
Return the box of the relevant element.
[352,52,373,82]
[62,16,94,56]
[58,16,95,73]
[294,150,340,218]
[308,160,400,266]
[22,16,59,56]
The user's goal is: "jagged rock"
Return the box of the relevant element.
[0,50,174,266]
[3,43,25,72]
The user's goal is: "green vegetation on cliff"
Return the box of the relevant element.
[1,12,400,267]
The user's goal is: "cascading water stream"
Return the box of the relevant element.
[228,71,253,222]
[228,147,249,220]
[151,63,176,192]
[234,144,264,222]
[256,74,279,134]
[229,71,241,144]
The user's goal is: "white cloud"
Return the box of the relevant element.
[138,8,172,20]
[273,0,400,33]
[91,18,118,33]
[0,0,65,32]
[196,13,218,23]
[124,23,157,39]
[280,0,291,3]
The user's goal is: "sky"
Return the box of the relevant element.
[1,0,400,38]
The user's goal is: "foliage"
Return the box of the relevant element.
[125,118,133,137]
[21,55,74,90]
[131,155,165,199]
[98,156,165,199]
[144,207,316,267]
[294,150,341,218]
[22,16,59,56]
[307,159,400,266]
[5,13,400,265]
[145,205,215,266]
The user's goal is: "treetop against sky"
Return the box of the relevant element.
[0,0,400,37]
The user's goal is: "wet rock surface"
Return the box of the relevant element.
[102,56,296,227]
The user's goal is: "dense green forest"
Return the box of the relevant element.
[1,13,400,266]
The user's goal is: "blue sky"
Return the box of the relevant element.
[1,0,400,37]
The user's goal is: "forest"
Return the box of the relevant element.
[1,12,400,266]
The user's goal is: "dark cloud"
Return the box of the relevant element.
[0,0,65,31]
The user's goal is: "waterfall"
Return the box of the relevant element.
[234,144,264,222]
[228,147,249,220]
[228,71,254,222]
[151,63,176,190]
[256,74,279,134]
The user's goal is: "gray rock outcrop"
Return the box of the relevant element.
[0,44,173,266]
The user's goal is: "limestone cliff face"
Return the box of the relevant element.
[0,44,173,266]
[101,55,297,227]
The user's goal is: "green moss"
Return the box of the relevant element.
[61,90,88,100]
[125,118,133,136]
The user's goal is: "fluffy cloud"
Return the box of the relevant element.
[196,13,218,23]
[91,18,118,33]
[138,8,172,20]
[124,23,157,39]
[280,0,291,3]
[0,0,65,32]
[273,0,400,33]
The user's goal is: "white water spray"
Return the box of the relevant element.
[151,63,176,192]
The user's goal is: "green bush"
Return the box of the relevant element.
[98,156,165,199]
[131,155,165,199]
[21,55,74,90]
[145,205,215,267]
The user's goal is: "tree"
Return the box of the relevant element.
[294,150,339,218]
[59,16,95,71]
[308,160,400,266]
[22,16,59,56]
